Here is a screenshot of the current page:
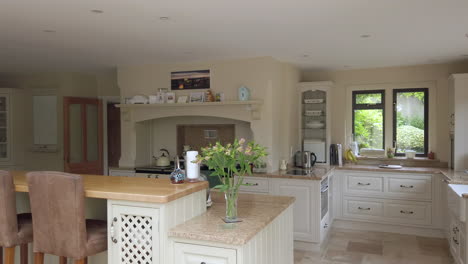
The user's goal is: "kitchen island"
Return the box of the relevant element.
[9,171,295,264]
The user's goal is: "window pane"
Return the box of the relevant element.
[355,93,382,105]
[395,91,426,154]
[354,109,384,149]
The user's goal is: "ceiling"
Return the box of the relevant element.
[1,0,468,72]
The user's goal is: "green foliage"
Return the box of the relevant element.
[396,125,424,153]
[355,93,382,105]
[397,112,424,130]
[398,92,425,103]
[354,109,383,149]
[195,138,268,192]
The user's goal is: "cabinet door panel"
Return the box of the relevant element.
[110,205,160,264]
[174,243,236,264]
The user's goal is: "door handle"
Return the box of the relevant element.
[110,217,118,244]
[400,185,414,188]
[400,210,414,214]
[358,207,371,210]
[357,182,371,186]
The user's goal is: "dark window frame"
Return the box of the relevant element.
[392,88,429,157]
[352,90,386,150]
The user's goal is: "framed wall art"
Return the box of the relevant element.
[171,70,210,90]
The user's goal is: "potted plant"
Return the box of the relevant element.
[196,138,267,222]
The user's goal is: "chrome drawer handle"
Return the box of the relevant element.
[110,217,118,244]
[245,182,259,186]
[453,237,460,245]
[358,207,371,210]
[400,185,414,188]
[400,210,414,214]
[357,182,371,186]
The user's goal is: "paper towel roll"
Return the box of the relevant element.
[186,151,200,180]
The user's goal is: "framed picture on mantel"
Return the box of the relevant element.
[171,70,210,90]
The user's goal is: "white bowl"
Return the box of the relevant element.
[405,150,416,159]
[306,123,325,129]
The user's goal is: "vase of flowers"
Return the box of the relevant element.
[196,138,267,223]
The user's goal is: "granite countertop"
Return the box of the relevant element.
[12,171,208,203]
[336,164,442,174]
[168,192,295,245]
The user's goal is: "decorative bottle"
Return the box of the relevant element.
[170,156,185,184]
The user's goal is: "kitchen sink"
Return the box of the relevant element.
[448,184,468,222]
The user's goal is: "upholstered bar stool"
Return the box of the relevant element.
[0,170,33,264]
[26,171,107,264]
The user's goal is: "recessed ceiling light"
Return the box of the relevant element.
[43,30,56,33]
[159,16,170,21]
[360,34,371,38]
[91,9,104,14]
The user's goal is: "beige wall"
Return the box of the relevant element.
[118,57,300,171]
[301,61,468,162]
[0,71,119,171]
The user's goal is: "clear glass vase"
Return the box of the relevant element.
[224,188,239,223]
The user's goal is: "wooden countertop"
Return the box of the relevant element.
[12,171,208,204]
[168,192,295,245]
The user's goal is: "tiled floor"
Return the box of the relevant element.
[295,228,454,264]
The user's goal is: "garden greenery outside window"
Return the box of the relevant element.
[352,90,385,150]
[393,88,428,157]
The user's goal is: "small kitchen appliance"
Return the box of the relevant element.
[295,151,317,168]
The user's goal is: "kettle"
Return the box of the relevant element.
[303,151,317,169]
[295,151,317,168]
[154,149,171,167]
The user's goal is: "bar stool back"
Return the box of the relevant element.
[27,171,107,264]
[0,170,33,264]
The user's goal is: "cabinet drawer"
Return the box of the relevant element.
[345,175,383,193]
[387,177,432,199]
[384,202,432,225]
[239,177,269,193]
[344,198,384,218]
[174,243,237,264]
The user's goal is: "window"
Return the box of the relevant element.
[393,88,428,156]
[352,90,385,150]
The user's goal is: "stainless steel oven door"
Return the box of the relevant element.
[321,180,329,220]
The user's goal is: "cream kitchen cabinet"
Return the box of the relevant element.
[270,176,331,243]
[107,190,207,264]
[108,202,161,264]
[335,170,443,233]
[449,211,467,264]
[174,243,237,264]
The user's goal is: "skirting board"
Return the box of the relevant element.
[333,219,446,238]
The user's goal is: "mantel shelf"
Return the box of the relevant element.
[116,100,263,109]
[117,100,263,121]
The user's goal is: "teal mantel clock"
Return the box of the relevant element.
[238,85,251,101]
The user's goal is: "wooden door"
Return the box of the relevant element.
[107,103,121,167]
[64,97,103,175]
